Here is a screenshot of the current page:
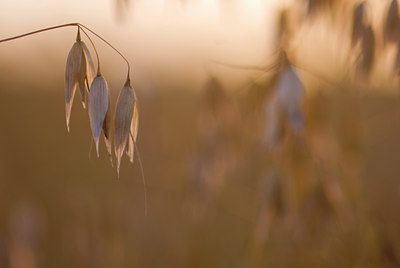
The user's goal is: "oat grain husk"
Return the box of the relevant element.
[114,82,137,175]
[65,30,95,132]
[88,75,110,157]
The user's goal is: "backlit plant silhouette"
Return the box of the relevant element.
[0,23,140,176]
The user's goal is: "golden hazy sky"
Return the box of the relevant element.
[0,0,284,91]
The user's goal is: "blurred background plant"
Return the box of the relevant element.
[1,0,400,267]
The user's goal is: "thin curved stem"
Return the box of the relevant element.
[77,23,131,81]
[0,22,130,79]
[0,23,102,75]
[78,26,101,75]
[291,62,346,91]
[0,23,78,43]
[209,49,283,73]
[210,59,280,72]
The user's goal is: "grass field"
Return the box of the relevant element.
[0,74,400,267]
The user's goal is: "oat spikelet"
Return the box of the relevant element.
[65,29,95,132]
[384,0,400,45]
[114,80,137,175]
[276,65,304,130]
[88,74,110,157]
[358,25,375,78]
[265,64,304,147]
[351,1,366,48]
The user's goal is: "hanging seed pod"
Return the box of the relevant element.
[276,8,290,47]
[306,0,333,18]
[351,1,366,48]
[357,25,375,79]
[384,0,400,46]
[264,63,304,147]
[276,65,304,130]
[65,29,95,132]
[88,74,110,157]
[114,79,138,175]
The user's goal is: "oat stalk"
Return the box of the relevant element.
[77,23,131,80]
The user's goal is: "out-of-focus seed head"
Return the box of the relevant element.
[65,30,95,132]
[276,65,304,129]
[276,8,291,48]
[357,25,375,79]
[114,81,137,175]
[351,1,366,48]
[384,0,400,45]
[306,0,331,19]
[203,76,226,117]
[88,75,110,157]
[264,65,304,147]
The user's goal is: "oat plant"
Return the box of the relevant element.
[0,23,147,214]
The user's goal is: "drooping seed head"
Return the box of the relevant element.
[351,1,366,48]
[65,30,95,132]
[384,0,400,45]
[65,42,83,132]
[358,25,375,78]
[114,82,137,175]
[276,65,304,129]
[264,64,304,147]
[88,75,110,157]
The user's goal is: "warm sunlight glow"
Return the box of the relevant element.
[0,0,282,91]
